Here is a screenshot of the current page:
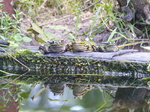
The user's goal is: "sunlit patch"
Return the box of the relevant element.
[70,105,84,111]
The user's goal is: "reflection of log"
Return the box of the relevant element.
[6,74,149,88]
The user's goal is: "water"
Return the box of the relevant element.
[0,71,150,112]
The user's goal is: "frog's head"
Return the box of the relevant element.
[73,85,90,99]
[49,84,65,96]
[48,40,66,46]
[98,42,118,52]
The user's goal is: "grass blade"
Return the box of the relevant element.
[107,28,117,42]
[89,7,101,40]
[31,88,46,100]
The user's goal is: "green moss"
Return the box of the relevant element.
[0,54,150,76]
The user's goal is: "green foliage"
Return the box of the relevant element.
[88,6,101,41]
[1,0,149,49]
[141,46,150,51]
[148,81,150,87]
[75,9,81,37]
[31,88,46,100]
[28,22,66,43]
[0,9,32,46]
[147,64,150,72]
[6,47,41,56]
[13,33,32,43]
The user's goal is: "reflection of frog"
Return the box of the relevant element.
[71,85,91,99]
[49,84,64,96]
[39,40,66,54]
[98,42,118,52]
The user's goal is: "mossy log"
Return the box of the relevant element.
[0,51,150,77]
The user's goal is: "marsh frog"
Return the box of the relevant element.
[39,40,66,54]
[98,42,118,52]
[67,42,94,52]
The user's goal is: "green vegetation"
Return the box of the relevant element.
[0,0,149,50]
[0,2,32,46]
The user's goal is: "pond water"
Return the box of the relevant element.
[0,71,150,112]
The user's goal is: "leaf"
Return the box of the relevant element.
[22,37,32,42]
[44,30,58,40]
[48,98,68,102]
[14,34,22,41]
[65,33,75,40]
[148,81,150,87]
[14,1,26,5]
[36,36,46,43]
[75,9,81,37]
[107,28,117,42]
[147,64,150,72]
[118,41,147,48]
[50,25,70,31]
[20,91,30,99]
[126,0,131,6]
[31,88,46,100]
[0,35,6,40]
[108,36,123,42]
[141,46,150,50]
[89,7,101,40]
[31,22,44,35]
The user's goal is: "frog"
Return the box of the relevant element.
[67,41,95,52]
[72,85,90,99]
[49,84,65,96]
[98,42,119,52]
[39,40,66,54]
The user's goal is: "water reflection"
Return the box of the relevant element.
[47,83,65,96]
[46,83,93,99]
[112,88,150,111]
[0,83,19,112]
[1,73,150,112]
[38,82,150,112]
